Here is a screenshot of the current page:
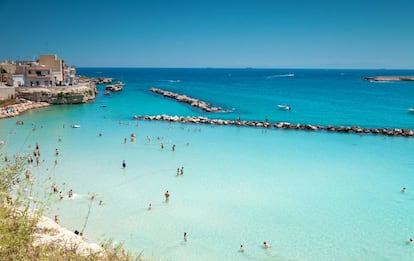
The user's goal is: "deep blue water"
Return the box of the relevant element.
[79,68,414,129]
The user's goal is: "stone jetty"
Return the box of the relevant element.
[132,114,414,138]
[150,87,223,112]
[364,76,414,82]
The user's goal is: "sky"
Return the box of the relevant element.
[1,0,413,68]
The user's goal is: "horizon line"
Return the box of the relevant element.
[75,66,414,70]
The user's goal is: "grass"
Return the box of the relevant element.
[0,154,156,261]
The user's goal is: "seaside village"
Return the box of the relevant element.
[0,54,108,118]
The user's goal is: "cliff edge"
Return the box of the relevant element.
[16,82,97,104]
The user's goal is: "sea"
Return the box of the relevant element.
[1,68,414,261]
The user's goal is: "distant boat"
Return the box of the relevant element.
[409,108,414,113]
[277,104,291,110]
[71,124,81,128]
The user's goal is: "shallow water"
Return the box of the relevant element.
[1,68,414,260]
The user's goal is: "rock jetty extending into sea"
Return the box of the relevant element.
[150,87,223,112]
[132,114,414,138]
[364,76,414,82]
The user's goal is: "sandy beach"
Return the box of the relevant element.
[0,101,51,119]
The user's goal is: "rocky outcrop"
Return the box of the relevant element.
[16,82,97,104]
[364,76,414,82]
[150,87,223,112]
[132,114,414,138]
[34,216,103,257]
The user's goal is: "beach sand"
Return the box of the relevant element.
[0,101,50,119]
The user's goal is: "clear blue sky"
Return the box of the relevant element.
[1,0,413,68]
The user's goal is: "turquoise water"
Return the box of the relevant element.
[1,68,414,260]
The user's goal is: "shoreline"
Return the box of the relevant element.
[0,101,51,119]
[133,114,414,138]
[34,215,103,257]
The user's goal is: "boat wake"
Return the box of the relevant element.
[159,80,181,83]
[266,73,295,79]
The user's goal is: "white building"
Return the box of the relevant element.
[63,65,77,85]
[25,66,55,87]
[11,66,25,87]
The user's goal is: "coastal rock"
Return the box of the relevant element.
[34,216,104,257]
[16,82,97,104]
[150,87,223,113]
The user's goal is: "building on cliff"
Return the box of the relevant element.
[5,54,77,87]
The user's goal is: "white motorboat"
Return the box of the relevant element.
[277,104,291,110]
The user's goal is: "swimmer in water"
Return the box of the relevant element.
[122,160,126,168]
[164,190,170,201]
[148,203,152,210]
[401,187,406,193]
[263,241,271,248]
[239,245,245,252]
[184,232,187,242]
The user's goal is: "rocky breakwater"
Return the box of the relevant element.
[133,114,414,138]
[364,76,414,82]
[16,82,97,104]
[150,87,223,112]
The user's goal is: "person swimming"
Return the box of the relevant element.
[184,232,187,242]
[164,190,170,201]
[239,244,245,252]
[122,160,126,168]
[263,241,271,248]
[401,187,406,193]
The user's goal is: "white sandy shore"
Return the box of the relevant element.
[34,215,104,256]
[0,101,51,119]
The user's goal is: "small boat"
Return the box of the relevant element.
[71,124,81,128]
[409,108,414,113]
[277,104,291,110]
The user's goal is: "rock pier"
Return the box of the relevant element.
[150,87,223,112]
[364,76,414,82]
[132,114,414,138]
